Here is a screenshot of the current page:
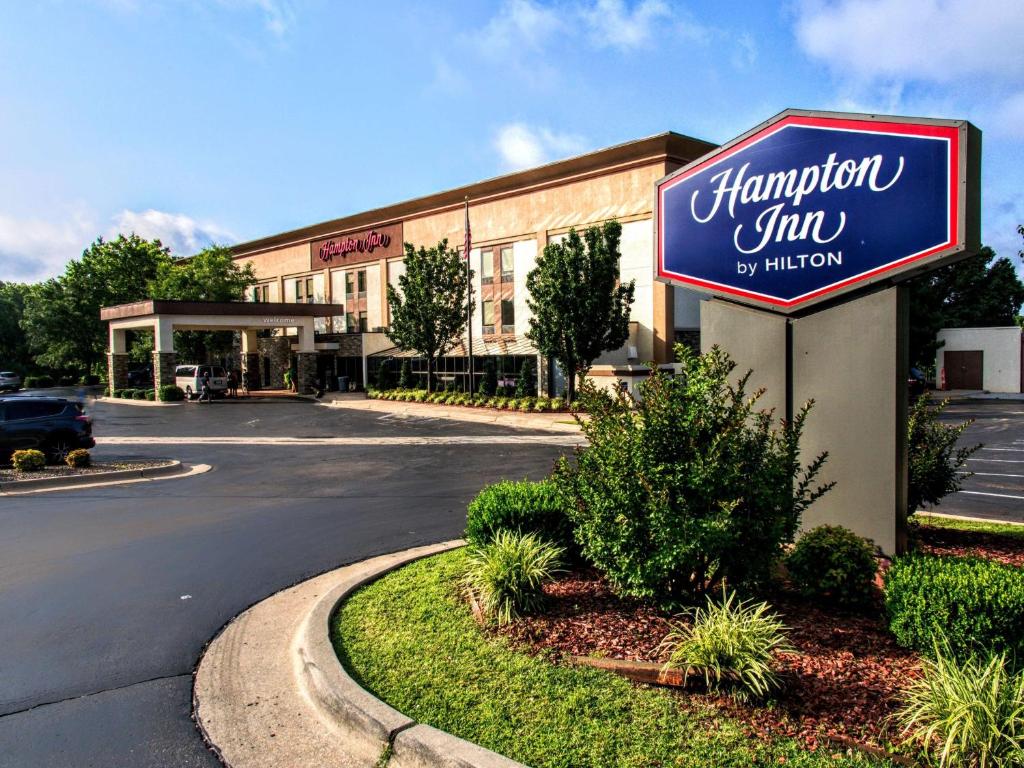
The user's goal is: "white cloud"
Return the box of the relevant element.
[110,209,235,256]
[494,123,588,170]
[991,91,1024,139]
[215,0,295,39]
[0,208,234,283]
[478,0,565,52]
[794,0,1024,83]
[581,0,671,50]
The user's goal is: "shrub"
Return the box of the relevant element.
[58,375,76,386]
[12,449,46,471]
[557,345,832,604]
[908,395,980,517]
[463,531,563,625]
[112,389,125,398]
[375,363,394,391]
[120,388,137,399]
[785,525,878,606]
[885,554,1024,661]
[145,389,156,401]
[660,589,792,702]
[23,375,54,389]
[465,480,575,552]
[898,642,1024,768]
[518,396,535,412]
[398,360,413,389]
[132,389,148,400]
[515,359,537,397]
[480,359,498,396]
[158,384,185,402]
[79,374,100,386]
[550,397,565,412]
[65,449,91,468]
[533,398,549,412]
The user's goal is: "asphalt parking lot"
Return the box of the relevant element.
[933,398,1024,523]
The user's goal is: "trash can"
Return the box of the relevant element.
[337,376,349,392]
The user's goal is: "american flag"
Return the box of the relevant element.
[464,200,471,259]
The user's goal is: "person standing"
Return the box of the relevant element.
[200,369,212,403]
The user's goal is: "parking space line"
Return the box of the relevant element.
[957,490,1024,501]
[980,447,1024,452]
[968,458,1024,464]
[961,471,1024,478]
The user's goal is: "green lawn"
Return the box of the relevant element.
[333,549,896,768]
[914,513,1024,539]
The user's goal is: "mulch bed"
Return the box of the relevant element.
[915,522,1024,567]
[0,460,168,483]
[497,570,918,753]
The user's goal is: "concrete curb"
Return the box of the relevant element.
[194,541,529,768]
[0,460,183,492]
[95,396,185,407]
[322,397,582,434]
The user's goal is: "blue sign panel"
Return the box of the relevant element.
[656,112,966,312]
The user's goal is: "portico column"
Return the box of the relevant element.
[152,317,177,396]
[295,321,317,394]
[241,330,260,391]
[107,326,129,396]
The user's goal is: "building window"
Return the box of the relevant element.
[357,270,367,297]
[294,279,304,303]
[480,250,494,284]
[333,313,346,334]
[345,272,355,298]
[501,299,515,334]
[261,285,269,302]
[482,299,495,334]
[500,246,514,281]
[251,286,260,302]
[358,311,368,333]
[306,277,315,302]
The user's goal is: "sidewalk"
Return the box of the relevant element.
[320,393,583,433]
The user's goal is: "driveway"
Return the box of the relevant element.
[0,399,575,767]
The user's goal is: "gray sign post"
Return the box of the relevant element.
[655,109,981,554]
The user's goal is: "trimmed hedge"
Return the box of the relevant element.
[159,384,185,401]
[465,480,575,554]
[12,449,46,471]
[23,375,54,389]
[885,554,1024,662]
[65,449,91,468]
[132,389,148,400]
[366,388,571,413]
[786,525,878,607]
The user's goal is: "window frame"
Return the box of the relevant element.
[500,246,514,280]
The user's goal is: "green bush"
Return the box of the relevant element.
[159,384,185,401]
[132,389,148,400]
[550,397,565,412]
[661,589,792,702]
[23,375,54,389]
[65,449,91,468]
[785,525,878,606]
[145,389,156,401]
[465,480,574,552]
[11,449,46,471]
[515,359,537,397]
[59,375,76,386]
[518,396,535,412]
[898,642,1024,768]
[119,388,136,399]
[479,359,498,396]
[908,395,980,516]
[398,360,413,389]
[463,531,563,625]
[557,345,831,604]
[885,554,1024,661]
[79,374,101,386]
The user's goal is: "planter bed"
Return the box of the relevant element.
[0,459,169,483]
[914,517,1024,567]
[334,549,896,768]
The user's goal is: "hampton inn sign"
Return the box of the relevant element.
[656,110,979,313]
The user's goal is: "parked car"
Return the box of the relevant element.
[0,371,21,392]
[0,397,95,464]
[175,364,228,399]
[908,366,928,400]
[127,367,153,387]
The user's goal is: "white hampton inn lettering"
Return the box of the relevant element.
[689,152,905,256]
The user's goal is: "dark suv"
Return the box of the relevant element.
[0,397,95,464]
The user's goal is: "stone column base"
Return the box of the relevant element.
[107,353,129,395]
[296,352,318,394]
[153,352,177,394]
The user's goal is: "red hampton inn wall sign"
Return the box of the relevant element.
[309,222,403,270]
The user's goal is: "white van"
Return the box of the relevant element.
[175,365,228,400]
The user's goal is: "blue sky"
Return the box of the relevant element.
[0,0,1021,282]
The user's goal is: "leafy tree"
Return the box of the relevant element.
[907,246,1024,369]
[556,345,832,604]
[386,240,471,392]
[515,357,536,397]
[526,221,635,402]
[479,358,497,396]
[0,282,31,372]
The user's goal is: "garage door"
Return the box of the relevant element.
[945,350,983,390]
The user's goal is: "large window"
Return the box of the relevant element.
[345,272,355,298]
[480,250,494,284]
[306,277,315,302]
[358,311,368,333]
[500,246,514,280]
[482,299,495,334]
[357,270,367,296]
[501,299,515,334]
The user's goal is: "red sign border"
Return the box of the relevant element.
[655,110,968,313]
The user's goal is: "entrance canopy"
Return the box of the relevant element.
[101,299,337,354]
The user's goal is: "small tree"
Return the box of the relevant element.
[386,240,471,393]
[479,358,498,396]
[526,221,635,402]
[908,395,980,517]
[515,358,536,397]
[398,359,413,389]
[556,345,832,604]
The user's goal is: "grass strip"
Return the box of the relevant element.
[914,514,1024,539]
[333,549,895,768]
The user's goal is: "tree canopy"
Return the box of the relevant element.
[386,239,471,392]
[907,245,1024,369]
[526,221,635,401]
[0,281,31,372]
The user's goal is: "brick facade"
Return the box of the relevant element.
[295,352,318,394]
[107,352,129,395]
[153,352,177,394]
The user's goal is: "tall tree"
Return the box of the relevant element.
[526,221,635,402]
[0,281,31,372]
[386,240,471,392]
[907,245,1024,369]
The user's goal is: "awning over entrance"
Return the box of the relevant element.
[368,335,537,358]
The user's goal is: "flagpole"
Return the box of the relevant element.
[465,197,475,394]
